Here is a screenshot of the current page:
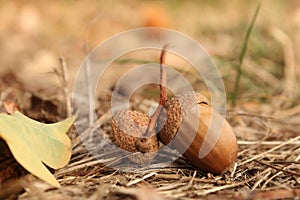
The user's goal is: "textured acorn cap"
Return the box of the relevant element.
[158,91,238,174]
[111,110,159,164]
[158,91,208,145]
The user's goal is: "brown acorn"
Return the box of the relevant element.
[158,91,238,174]
[111,110,159,164]
[110,45,169,165]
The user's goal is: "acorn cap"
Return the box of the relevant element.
[158,91,208,145]
[111,110,159,164]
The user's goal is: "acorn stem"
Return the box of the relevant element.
[146,45,168,136]
[159,45,167,107]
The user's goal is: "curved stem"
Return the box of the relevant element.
[146,45,168,136]
[159,45,167,107]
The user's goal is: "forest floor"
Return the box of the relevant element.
[0,1,300,199]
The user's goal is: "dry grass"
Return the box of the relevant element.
[6,93,298,200]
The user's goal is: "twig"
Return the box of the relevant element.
[231,162,237,178]
[231,3,261,106]
[254,160,300,178]
[251,170,272,190]
[269,27,297,99]
[186,170,197,188]
[126,172,157,186]
[59,57,72,117]
[153,174,182,180]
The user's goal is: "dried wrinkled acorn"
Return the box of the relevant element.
[111,110,159,164]
[111,46,168,164]
[158,91,238,174]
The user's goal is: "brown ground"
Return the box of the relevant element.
[0,1,300,199]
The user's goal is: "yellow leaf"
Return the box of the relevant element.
[0,111,74,187]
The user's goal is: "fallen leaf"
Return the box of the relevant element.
[0,111,74,187]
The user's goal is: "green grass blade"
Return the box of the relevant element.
[231,3,262,106]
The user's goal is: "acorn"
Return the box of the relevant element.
[111,110,159,164]
[111,45,238,173]
[158,91,238,174]
[110,45,168,165]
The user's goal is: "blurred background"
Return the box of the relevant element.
[0,0,299,107]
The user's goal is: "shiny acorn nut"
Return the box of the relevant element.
[158,91,238,174]
[111,110,159,164]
